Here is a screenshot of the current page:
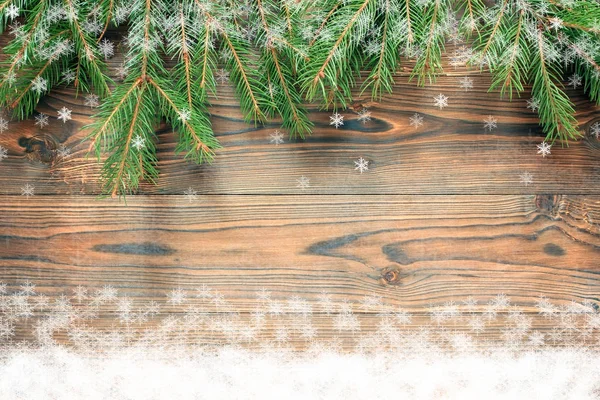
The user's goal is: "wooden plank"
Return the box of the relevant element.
[1,194,599,308]
[0,43,599,195]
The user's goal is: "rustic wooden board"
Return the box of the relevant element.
[0,62,599,195]
[2,194,599,307]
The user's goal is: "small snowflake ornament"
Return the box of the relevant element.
[329,112,344,128]
[548,17,563,31]
[34,113,49,128]
[526,97,540,112]
[409,113,423,128]
[536,141,551,157]
[183,186,198,203]
[0,117,8,134]
[458,76,473,91]
[31,77,47,94]
[483,115,498,132]
[99,38,114,59]
[590,122,600,138]
[56,145,71,159]
[567,74,582,89]
[57,107,72,123]
[6,4,19,19]
[178,108,191,122]
[269,130,284,145]
[0,145,7,161]
[357,108,371,124]
[21,183,35,197]
[132,135,145,150]
[519,171,533,186]
[296,175,310,189]
[354,157,369,173]
[84,94,99,108]
[433,93,449,110]
[215,68,229,84]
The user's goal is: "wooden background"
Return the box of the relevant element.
[1,35,600,349]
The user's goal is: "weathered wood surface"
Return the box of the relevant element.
[1,32,600,348]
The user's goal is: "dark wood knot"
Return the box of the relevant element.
[381,266,401,285]
[19,134,59,164]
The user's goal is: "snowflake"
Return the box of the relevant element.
[84,94,99,108]
[590,122,600,138]
[536,141,551,157]
[469,316,485,334]
[409,113,423,128]
[0,117,8,134]
[73,286,88,302]
[31,77,47,94]
[55,145,71,159]
[549,17,563,30]
[167,287,186,305]
[132,135,145,150]
[178,108,191,122]
[483,115,498,131]
[256,288,270,301]
[394,309,412,326]
[21,183,34,197]
[296,175,310,189]
[360,295,382,311]
[490,293,510,308]
[519,171,533,186]
[3,70,16,87]
[215,68,229,84]
[20,281,36,296]
[96,285,118,302]
[99,38,114,59]
[329,112,344,128]
[458,76,473,91]
[528,331,545,346]
[526,97,540,112]
[57,107,72,123]
[354,157,369,173]
[0,145,7,161]
[567,73,582,89]
[433,93,448,110]
[274,327,289,343]
[34,113,49,128]
[357,108,371,124]
[6,4,19,19]
[269,130,284,145]
[183,186,198,203]
[61,69,76,84]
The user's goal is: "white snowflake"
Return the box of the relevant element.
[409,113,423,128]
[567,74,582,89]
[61,70,76,84]
[167,287,186,305]
[55,145,71,159]
[269,130,284,145]
[215,68,229,84]
[34,113,49,128]
[0,117,8,134]
[519,171,533,186]
[590,122,600,138]
[536,141,551,157]
[183,186,198,203]
[458,76,473,91]
[357,108,371,124]
[21,183,34,197]
[84,94,99,108]
[73,286,88,302]
[20,281,36,296]
[99,38,114,59]
[360,295,382,311]
[549,17,563,30]
[132,135,145,150]
[0,145,7,161]
[96,285,118,302]
[6,4,19,19]
[433,93,449,110]
[31,77,47,94]
[354,157,369,173]
[57,107,72,123]
[526,97,540,112]
[483,115,498,132]
[329,112,344,128]
[296,175,310,189]
[178,108,191,122]
[3,70,16,87]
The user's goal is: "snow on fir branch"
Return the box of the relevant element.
[0,0,599,197]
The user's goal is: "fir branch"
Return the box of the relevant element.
[531,27,579,142]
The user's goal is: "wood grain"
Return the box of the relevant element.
[1,194,599,309]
